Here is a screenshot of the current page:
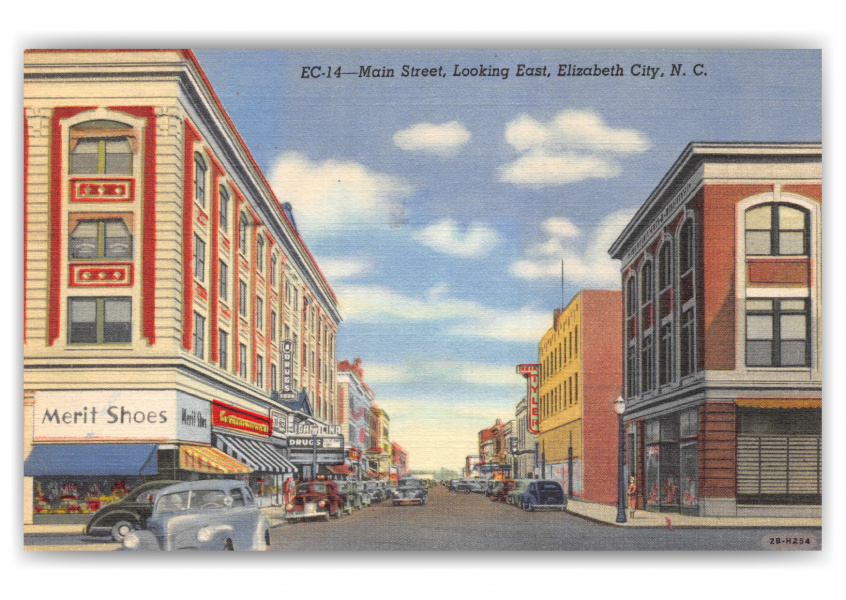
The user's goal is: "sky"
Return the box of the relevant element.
[192,49,821,471]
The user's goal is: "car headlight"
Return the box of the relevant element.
[319,500,326,508]
[286,504,294,511]
[197,527,214,543]
[122,532,140,550]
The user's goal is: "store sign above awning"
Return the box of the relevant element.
[270,409,340,437]
[33,390,211,443]
[212,401,271,437]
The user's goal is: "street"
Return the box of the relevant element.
[24,486,821,551]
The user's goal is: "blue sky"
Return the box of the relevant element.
[193,49,821,471]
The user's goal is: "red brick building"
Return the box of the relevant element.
[609,143,821,517]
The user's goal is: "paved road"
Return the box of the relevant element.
[24,487,821,551]
[271,486,821,551]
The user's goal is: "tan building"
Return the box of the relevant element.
[23,50,341,523]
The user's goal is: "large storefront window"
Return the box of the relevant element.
[645,420,660,507]
[644,408,699,514]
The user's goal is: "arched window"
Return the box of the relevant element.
[270,254,278,286]
[219,185,229,231]
[679,220,694,274]
[658,243,673,290]
[239,214,248,253]
[256,236,265,272]
[70,120,134,175]
[745,203,809,256]
[194,153,207,208]
[641,262,654,305]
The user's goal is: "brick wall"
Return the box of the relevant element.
[698,401,736,498]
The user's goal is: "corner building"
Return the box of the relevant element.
[537,290,622,504]
[23,50,341,524]
[609,143,821,517]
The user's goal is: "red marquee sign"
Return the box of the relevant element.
[516,364,540,434]
[212,401,271,437]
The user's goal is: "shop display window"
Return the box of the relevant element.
[680,441,699,512]
[33,476,144,517]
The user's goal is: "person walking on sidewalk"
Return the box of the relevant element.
[627,476,637,520]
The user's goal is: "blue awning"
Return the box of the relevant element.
[24,444,158,477]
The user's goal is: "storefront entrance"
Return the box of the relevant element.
[644,407,699,515]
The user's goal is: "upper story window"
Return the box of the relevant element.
[641,262,654,305]
[745,203,809,256]
[746,298,810,367]
[68,297,131,344]
[270,254,278,286]
[193,234,206,282]
[658,243,673,290]
[219,185,230,232]
[239,214,248,254]
[69,218,132,260]
[70,120,134,175]
[256,236,265,272]
[626,276,638,317]
[194,153,207,209]
[679,220,694,274]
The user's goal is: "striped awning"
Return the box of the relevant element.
[214,433,297,474]
[179,445,253,475]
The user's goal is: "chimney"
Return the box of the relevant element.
[281,202,298,231]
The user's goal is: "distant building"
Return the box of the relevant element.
[609,142,821,517]
[537,290,623,504]
[392,442,409,479]
[368,404,392,478]
[478,419,512,478]
[514,397,538,479]
[337,358,375,478]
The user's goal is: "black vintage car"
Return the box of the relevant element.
[85,479,181,542]
[391,477,428,506]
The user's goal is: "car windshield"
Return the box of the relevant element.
[399,480,421,489]
[156,489,227,513]
[298,482,327,494]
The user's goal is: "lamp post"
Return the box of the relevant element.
[613,395,627,523]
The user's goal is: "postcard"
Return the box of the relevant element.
[23,48,821,551]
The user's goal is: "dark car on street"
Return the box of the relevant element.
[84,479,181,542]
[391,477,428,506]
[286,480,346,521]
[519,480,568,512]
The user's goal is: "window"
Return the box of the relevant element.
[285,281,291,305]
[745,204,809,256]
[239,214,248,254]
[746,299,810,367]
[271,311,277,341]
[193,235,206,282]
[68,297,131,344]
[302,343,308,370]
[218,260,228,302]
[69,218,132,260]
[256,236,265,272]
[70,120,133,175]
[626,344,638,397]
[219,329,228,370]
[271,364,278,391]
[641,262,654,304]
[574,326,579,356]
[569,376,573,407]
[219,185,229,232]
[270,255,278,286]
[193,312,205,359]
[256,297,264,330]
[641,334,654,393]
[239,280,247,317]
[194,153,207,208]
[659,322,673,385]
[659,243,673,290]
[239,344,247,378]
[574,373,579,404]
[679,220,694,274]
[256,354,264,387]
[285,324,290,340]
[680,309,695,377]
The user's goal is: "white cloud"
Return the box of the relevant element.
[268,152,414,236]
[509,208,636,286]
[365,360,525,388]
[499,109,650,187]
[414,218,502,258]
[393,121,472,157]
[335,283,549,343]
[313,256,372,281]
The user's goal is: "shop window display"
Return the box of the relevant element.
[33,476,144,519]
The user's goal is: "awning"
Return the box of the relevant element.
[736,398,822,409]
[214,433,297,474]
[179,444,252,475]
[24,443,158,477]
[328,464,355,475]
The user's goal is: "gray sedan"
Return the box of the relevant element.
[121,480,271,551]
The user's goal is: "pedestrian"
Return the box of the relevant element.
[627,476,637,520]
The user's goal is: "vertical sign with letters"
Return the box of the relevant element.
[516,364,540,434]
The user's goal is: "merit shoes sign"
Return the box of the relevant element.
[34,390,211,443]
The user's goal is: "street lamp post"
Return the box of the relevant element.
[614,395,627,523]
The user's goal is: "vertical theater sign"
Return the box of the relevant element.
[516,364,540,434]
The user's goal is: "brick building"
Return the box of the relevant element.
[337,358,375,477]
[23,50,341,522]
[609,142,821,517]
[537,290,622,504]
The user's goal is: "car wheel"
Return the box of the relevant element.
[528,503,535,512]
[223,538,234,551]
[110,520,135,543]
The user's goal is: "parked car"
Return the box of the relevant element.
[354,481,372,507]
[489,479,516,503]
[507,479,534,506]
[85,479,181,542]
[451,479,472,493]
[286,480,346,521]
[337,481,365,514]
[468,479,487,493]
[391,477,428,506]
[121,480,271,551]
[519,480,568,512]
[447,479,459,492]
[362,481,384,503]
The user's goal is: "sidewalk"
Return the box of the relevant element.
[565,498,822,528]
